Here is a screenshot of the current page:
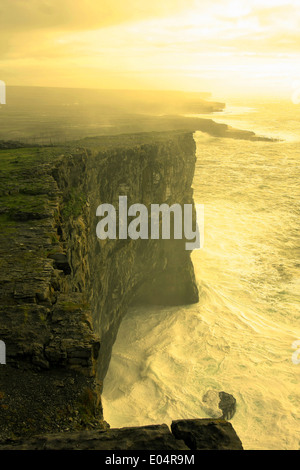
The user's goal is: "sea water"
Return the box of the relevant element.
[102,100,300,450]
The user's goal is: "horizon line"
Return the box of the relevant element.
[5,84,212,95]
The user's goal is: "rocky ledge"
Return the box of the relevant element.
[0,419,243,450]
[0,130,243,449]
[0,131,198,438]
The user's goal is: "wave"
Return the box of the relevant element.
[103,102,300,449]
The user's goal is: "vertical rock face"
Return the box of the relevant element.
[0,131,199,436]
[51,132,199,383]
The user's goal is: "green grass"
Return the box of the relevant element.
[0,147,61,173]
[0,146,65,221]
[1,193,47,214]
[0,214,17,234]
[0,145,88,222]
[62,188,86,219]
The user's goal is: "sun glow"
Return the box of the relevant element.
[1,0,299,97]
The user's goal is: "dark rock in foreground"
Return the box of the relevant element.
[0,425,188,450]
[171,419,243,450]
[0,420,243,450]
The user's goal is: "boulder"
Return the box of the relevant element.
[171,419,243,450]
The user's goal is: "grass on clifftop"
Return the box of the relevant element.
[0,146,64,222]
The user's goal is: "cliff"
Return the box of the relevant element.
[1,87,276,145]
[0,131,198,438]
[0,130,243,449]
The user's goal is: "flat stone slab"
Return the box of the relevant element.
[0,420,244,450]
[171,419,243,450]
[0,425,190,450]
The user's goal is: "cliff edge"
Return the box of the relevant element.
[0,131,197,437]
[0,131,243,449]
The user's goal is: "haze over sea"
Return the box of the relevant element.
[102,99,300,450]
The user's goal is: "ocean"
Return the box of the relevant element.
[102,99,300,450]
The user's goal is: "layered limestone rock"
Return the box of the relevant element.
[0,131,199,438]
[171,419,244,450]
[0,419,243,450]
[0,131,245,449]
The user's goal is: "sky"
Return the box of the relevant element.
[0,0,300,98]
